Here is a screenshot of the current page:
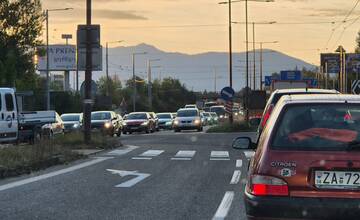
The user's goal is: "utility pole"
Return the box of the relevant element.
[84,0,92,143]
[147,59,160,111]
[45,9,50,110]
[245,0,249,122]
[106,42,109,97]
[260,42,263,90]
[252,22,256,90]
[132,52,147,112]
[214,67,217,93]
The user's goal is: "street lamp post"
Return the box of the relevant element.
[106,40,123,97]
[44,8,73,110]
[147,59,160,111]
[132,52,147,112]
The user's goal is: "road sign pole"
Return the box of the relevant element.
[83,0,92,144]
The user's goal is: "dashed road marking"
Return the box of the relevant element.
[106,145,139,156]
[211,151,229,158]
[236,159,242,168]
[171,157,192,161]
[0,157,113,192]
[210,158,230,161]
[230,170,241,185]
[132,157,152,160]
[174,150,196,158]
[212,191,235,220]
[139,150,164,157]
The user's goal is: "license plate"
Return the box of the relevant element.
[315,171,360,189]
[130,127,139,130]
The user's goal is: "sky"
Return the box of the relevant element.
[41,0,360,65]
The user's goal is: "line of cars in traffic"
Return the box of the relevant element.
[231,88,360,220]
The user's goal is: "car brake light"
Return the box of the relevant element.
[249,175,288,196]
[261,104,274,129]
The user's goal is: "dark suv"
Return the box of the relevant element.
[234,94,360,220]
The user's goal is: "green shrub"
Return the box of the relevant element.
[206,122,256,133]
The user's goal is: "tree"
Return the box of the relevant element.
[97,75,123,106]
[356,31,360,53]
[0,0,43,87]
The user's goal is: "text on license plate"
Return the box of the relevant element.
[315,171,360,189]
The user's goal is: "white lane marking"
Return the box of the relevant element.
[236,160,243,168]
[132,157,152,160]
[211,151,229,158]
[139,150,164,157]
[212,191,235,220]
[244,151,255,159]
[106,145,139,156]
[210,158,230,161]
[106,169,151,188]
[171,157,192,161]
[174,150,196,158]
[230,170,242,185]
[0,157,113,192]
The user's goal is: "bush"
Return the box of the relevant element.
[206,122,256,133]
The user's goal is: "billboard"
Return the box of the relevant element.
[37,45,76,71]
[280,70,302,81]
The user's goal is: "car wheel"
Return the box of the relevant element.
[146,127,150,134]
[174,129,180,132]
[129,131,133,134]
[116,130,122,137]
[123,131,127,135]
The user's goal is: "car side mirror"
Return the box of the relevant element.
[232,137,254,150]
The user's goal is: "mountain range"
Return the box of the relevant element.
[89,43,316,92]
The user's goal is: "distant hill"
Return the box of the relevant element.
[93,43,316,92]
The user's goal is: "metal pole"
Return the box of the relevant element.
[106,42,109,96]
[214,67,217,92]
[46,10,50,110]
[228,0,233,124]
[83,0,92,143]
[260,42,263,90]
[325,62,328,89]
[344,51,347,93]
[245,0,249,122]
[252,22,256,90]
[132,54,136,112]
[76,48,79,92]
[147,60,152,110]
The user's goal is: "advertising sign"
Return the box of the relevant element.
[37,45,76,71]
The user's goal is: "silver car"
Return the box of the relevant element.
[173,108,203,132]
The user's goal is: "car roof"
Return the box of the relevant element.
[130,112,148,114]
[279,94,360,104]
[92,111,113,113]
[0,88,15,93]
[273,88,339,94]
[178,108,198,111]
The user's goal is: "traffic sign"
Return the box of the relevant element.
[352,80,360,94]
[280,71,302,81]
[80,80,98,98]
[225,101,233,114]
[220,87,235,101]
[303,78,318,87]
[77,25,101,48]
[265,76,272,86]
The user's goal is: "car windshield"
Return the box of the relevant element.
[91,112,111,120]
[61,114,80,122]
[203,113,210,117]
[177,110,198,117]
[272,104,360,151]
[157,114,171,119]
[127,113,147,120]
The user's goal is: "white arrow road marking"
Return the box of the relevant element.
[236,159,242,168]
[212,191,235,220]
[0,157,113,192]
[139,150,164,157]
[244,151,255,159]
[106,169,151,188]
[230,170,241,185]
[106,145,139,156]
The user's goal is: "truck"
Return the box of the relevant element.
[271,80,309,92]
[0,88,56,144]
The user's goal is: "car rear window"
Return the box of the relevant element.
[271,104,360,151]
[127,113,147,120]
[177,110,198,117]
[91,112,111,120]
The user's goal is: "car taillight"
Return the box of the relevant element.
[249,175,288,196]
[261,104,274,129]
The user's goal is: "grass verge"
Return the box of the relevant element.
[206,122,257,133]
[0,132,121,179]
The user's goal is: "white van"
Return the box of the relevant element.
[0,88,18,142]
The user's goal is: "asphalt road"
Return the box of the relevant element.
[0,129,257,220]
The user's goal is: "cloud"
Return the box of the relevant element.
[94,9,147,20]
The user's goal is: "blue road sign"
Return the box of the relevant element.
[220,87,235,101]
[303,78,318,87]
[265,76,272,86]
[280,71,302,81]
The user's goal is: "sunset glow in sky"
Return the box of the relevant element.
[42,0,360,65]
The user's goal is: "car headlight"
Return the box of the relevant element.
[220,115,224,119]
[194,119,201,124]
[73,123,79,128]
[141,121,148,126]
[122,122,127,126]
[104,122,112,129]
[235,112,238,116]
[174,120,179,125]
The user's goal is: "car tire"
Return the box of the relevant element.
[123,131,127,135]
[116,129,122,137]
[146,127,150,134]
[174,129,180,132]
[129,131,133,134]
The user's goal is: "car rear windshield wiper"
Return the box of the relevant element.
[346,141,360,151]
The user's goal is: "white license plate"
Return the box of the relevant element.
[315,171,360,189]
[130,127,139,130]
